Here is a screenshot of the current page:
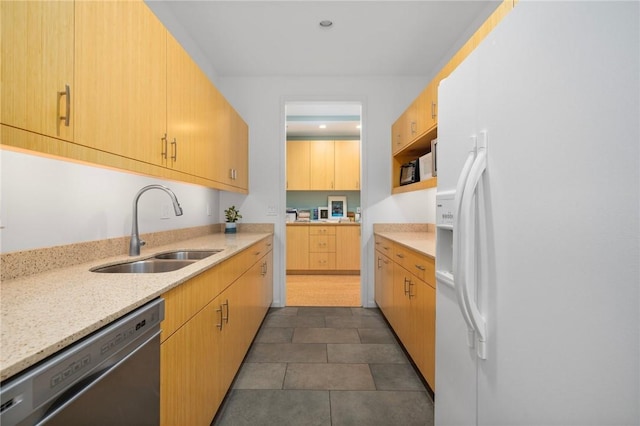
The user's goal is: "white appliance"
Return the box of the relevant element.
[435,2,639,425]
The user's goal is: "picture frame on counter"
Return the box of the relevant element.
[318,207,329,220]
[328,196,347,219]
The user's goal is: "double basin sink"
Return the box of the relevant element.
[91,250,223,273]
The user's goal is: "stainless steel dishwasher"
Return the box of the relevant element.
[0,298,164,426]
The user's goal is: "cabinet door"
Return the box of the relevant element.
[391,263,411,341]
[334,140,360,190]
[336,226,361,271]
[309,140,335,190]
[374,251,393,314]
[286,226,309,270]
[1,1,74,141]
[286,141,310,190]
[75,0,166,165]
[229,107,249,189]
[166,33,208,174]
[415,84,437,136]
[161,298,223,426]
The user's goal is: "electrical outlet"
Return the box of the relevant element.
[160,204,171,219]
[267,205,278,216]
[206,204,212,216]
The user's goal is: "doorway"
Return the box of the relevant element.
[284,101,362,307]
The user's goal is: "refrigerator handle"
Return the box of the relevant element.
[460,131,488,359]
[454,136,477,348]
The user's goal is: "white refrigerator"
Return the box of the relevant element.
[434,1,639,425]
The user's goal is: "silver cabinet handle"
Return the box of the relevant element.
[171,138,177,161]
[404,277,411,295]
[410,121,416,135]
[161,133,168,159]
[216,306,223,330]
[415,264,426,271]
[431,101,436,119]
[59,84,70,127]
[408,281,415,299]
[396,253,405,259]
[222,299,229,324]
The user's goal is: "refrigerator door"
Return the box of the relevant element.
[436,1,640,425]
[434,46,480,425]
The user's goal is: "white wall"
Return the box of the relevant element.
[0,149,220,253]
[217,76,437,308]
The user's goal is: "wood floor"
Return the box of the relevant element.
[286,275,361,307]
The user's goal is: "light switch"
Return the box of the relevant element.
[267,205,278,216]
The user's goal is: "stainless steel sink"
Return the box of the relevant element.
[91,259,196,274]
[153,249,223,260]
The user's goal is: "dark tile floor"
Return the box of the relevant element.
[212,306,434,426]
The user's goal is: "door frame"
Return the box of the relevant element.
[278,95,369,307]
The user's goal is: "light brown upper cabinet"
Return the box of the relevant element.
[334,140,360,190]
[287,140,360,191]
[227,106,249,190]
[1,1,74,141]
[390,0,516,195]
[309,140,335,190]
[2,0,249,194]
[75,0,167,166]
[286,141,311,190]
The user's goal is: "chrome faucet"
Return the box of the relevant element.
[130,184,183,256]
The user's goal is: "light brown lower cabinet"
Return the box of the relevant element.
[160,236,273,425]
[374,234,435,390]
[287,224,360,273]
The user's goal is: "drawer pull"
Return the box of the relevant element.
[396,254,405,259]
[415,264,426,271]
[254,251,262,256]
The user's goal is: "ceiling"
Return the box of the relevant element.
[148,1,500,137]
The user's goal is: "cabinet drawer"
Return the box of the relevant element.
[310,235,336,253]
[309,253,336,270]
[393,243,413,270]
[408,251,435,288]
[310,226,336,236]
[374,235,394,258]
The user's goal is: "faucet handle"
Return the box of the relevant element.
[140,240,146,247]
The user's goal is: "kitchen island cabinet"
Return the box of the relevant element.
[287,223,360,274]
[374,226,436,390]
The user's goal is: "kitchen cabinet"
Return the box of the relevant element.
[160,236,273,425]
[309,141,335,190]
[334,140,360,190]
[336,225,361,270]
[2,0,249,194]
[374,239,394,322]
[75,0,167,166]
[286,141,311,190]
[390,0,515,195]
[373,234,436,390]
[286,140,360,191]
[287,224,360,273]
[309,225,337,270]
[286,225,310,270]
[1,1,74,141]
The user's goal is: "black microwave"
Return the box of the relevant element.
[400,160,420,185]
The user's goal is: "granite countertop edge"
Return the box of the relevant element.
[0,231,272,382]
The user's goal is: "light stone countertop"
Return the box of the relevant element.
[0,231,271,382]
[373,224,436,259]
[286,221,360,226]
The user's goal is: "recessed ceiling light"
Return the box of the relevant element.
[319,124,327,129]
[356,125,361,129]
[319,20,333,28]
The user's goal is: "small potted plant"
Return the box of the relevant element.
[224,205,242,234]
